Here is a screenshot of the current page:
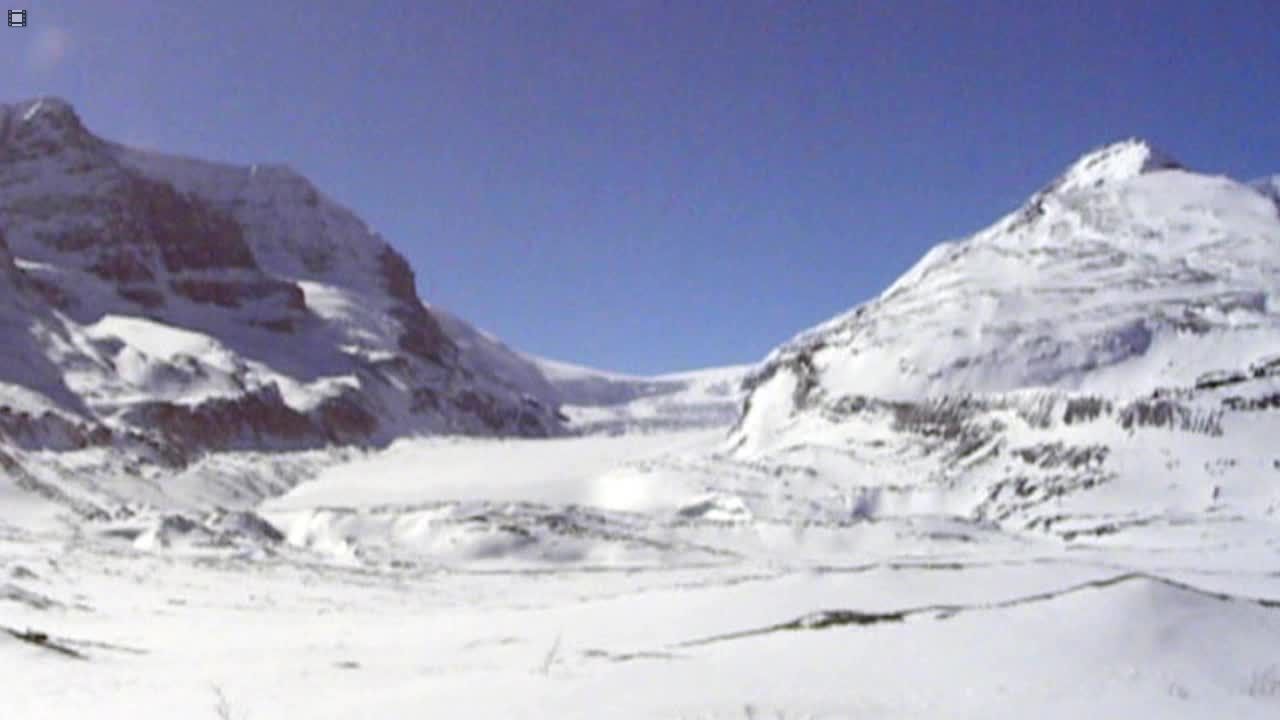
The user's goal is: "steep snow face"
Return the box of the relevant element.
[0,97,566,467]
[112,149,391,295]
[736,140,1280,451]
[0,229,95,415]
[720,140,1280,538]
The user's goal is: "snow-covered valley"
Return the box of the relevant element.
[4,97,1280,718]
[7,430,1280,719]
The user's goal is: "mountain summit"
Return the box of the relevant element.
[716,141,1280,540]
[0,97,100,163]
[733,140,1280,452]
[1041,138,1182,196]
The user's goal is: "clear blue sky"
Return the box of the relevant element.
[3,1,1278,374]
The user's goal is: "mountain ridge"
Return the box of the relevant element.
[718,138,1280,538]
[740,139,1279,419]
[0,97,581,489]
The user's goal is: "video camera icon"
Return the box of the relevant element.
[8,9,26,27]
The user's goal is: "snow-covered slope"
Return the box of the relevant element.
[727,139,1280,535]
[741,139,1279,415]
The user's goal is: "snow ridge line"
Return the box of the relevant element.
[675,572,1280,648]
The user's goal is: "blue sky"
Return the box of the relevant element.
[4,1,1279,374]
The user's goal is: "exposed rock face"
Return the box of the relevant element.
[0,405,113,451]
[121,385,316,453]
[0,96,566,468]
[2,101,308,330]
[0,229,18,286]
[379,248,454,364]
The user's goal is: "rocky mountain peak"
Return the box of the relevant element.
[0,97,101,162]
[0,95,568,463]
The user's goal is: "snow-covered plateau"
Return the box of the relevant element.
[4,100,1280,718]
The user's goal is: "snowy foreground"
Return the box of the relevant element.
[5,429,1280,719]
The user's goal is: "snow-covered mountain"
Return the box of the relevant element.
[727,139,1280,535]
[0,96,571,455]
[740,139,1277,415]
